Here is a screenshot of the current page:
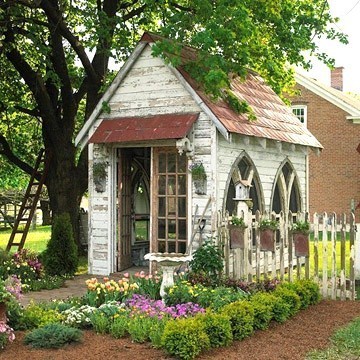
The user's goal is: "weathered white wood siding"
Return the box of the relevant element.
[216,134,307,213]
[88,45,215,274]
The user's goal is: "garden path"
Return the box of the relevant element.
[20,266,148,307]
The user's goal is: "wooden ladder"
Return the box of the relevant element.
[6,149,51,252]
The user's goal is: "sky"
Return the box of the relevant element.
[300,0,360,94]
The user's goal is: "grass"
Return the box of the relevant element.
[0,226,51,253]
[0,225,88,275]
[306,317,360,359]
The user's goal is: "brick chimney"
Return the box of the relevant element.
[330,66,344,91]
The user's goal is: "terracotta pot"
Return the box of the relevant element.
[229,225,246,249]
[260,229,275,251]
[293,232,309,257]
[0,302,7,323]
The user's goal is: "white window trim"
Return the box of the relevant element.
[292,105,308,127]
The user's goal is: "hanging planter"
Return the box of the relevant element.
[292,220,310,257]
[93,161,108,193]
[259,219,279,252]
[229,216,248,249]
[189,162,207,195]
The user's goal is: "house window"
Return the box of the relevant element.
[292,105,307,126]
[153,147,187,254]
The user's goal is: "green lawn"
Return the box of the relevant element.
[0,225,51,253]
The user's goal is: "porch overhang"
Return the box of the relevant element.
[89,113,199,143]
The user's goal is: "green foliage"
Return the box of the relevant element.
[229,216,247,229]
[109,315,129,339]
[24,323,82,349]
[259,219,279,231]
[189,240,224,281]
[273,285,301,316]
[19,302,63,330]
[161,318,210,360]
[188,162,207,180]
[89,312,111,334]
[221,300,254,340]
[279,280,321,309]
[5,297,25,331]
[248,298,273,330]
[149,317,168,349]
[127,316,154,343]
[292,220,310,234]
[43,213,78,276]
[250,292,291,324]
[196,311,233,348]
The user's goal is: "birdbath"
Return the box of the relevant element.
[144,252,193,301]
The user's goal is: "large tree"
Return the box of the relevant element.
[0,0,346,244]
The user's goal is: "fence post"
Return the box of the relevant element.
[354,218,360,281]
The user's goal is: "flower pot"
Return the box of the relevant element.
[229,225,246,249]
[0,302,7,323]
[293,232,309,257]
[260,229,275,251]
[193,178,207,195]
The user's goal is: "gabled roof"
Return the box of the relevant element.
[75,32,322,150]
[295,72,360,122]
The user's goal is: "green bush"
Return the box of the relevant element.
[189,240,224,283]
[128,316,154,343]
[161,318,210,360]
[5,297,25,330]
[19,302,63,330]
[43,213,78,276]
[24,323,82,348]
[280,280,321,309]
[90,312,111,334]
[273,286,301,317]
[221,300,254,340]
[196,311,233,348]
[149,318,168,349]
[249,298,272,330]
[109,315,129,339]
[251,292,291,324]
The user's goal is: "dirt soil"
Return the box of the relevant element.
[3,300,360,360]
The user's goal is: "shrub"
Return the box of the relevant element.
[196,311,233,348]
[0,321,15,349]
[128,316,154,343]
[189,240,224,283]
[248,298,273,330]
[24,323,82,348]
[90,312,111,334]
[161,318,210,360]
[280,280,320,309]
[109,315,129,339]
[149,317,168,348]
[43,213,78,276]
[62,305,96,328]
[221,300,254,340]
[273,286,301,317]
[251,292,291,324]
[5,297,25,331]
[19,302,63,330]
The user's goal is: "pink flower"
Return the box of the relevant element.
[123,272,129,278]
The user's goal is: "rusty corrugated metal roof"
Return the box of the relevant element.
[89,113,199,143]
[141,32,322,149]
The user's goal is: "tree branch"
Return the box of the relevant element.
[14,105,40,117]
[0,133,35,176]
[40,0,100,84]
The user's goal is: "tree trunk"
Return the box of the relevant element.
[45,143,86,253]
[40,200,52,226]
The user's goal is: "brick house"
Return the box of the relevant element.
[291,68,360,217]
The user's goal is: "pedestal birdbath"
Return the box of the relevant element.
[144,252,193,301]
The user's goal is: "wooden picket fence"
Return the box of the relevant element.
[218,210,356,300]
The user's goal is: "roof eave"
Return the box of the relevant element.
[75,41,148,150]
[295,72,360,117]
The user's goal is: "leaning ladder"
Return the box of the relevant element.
[6,149,51,252]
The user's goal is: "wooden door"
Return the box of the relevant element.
[152,147,188,254]
[117,149,132,271]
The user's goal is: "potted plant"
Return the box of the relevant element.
[93,161,108,193]
[258,219,279,251]
[291,220,310,257]
[228,216,248,249]
[189,162,207,195]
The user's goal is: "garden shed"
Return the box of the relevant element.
[75,33,322,276]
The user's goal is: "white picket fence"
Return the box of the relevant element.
[217,210,357,300]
